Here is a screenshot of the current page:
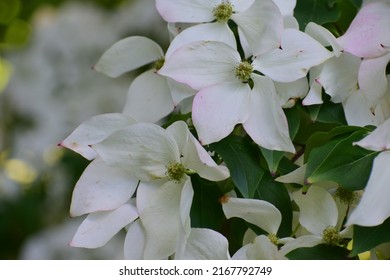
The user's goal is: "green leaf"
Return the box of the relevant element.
[190,175,226,230]
[294,0,341,30]
[210,135,265,198]
[351,217,390,256]
[259,147,285,175]
[305,130,378,190]
[287,244,353,260]
[307,101,347,125]
[254,173,293,237]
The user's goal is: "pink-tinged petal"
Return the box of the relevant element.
[272,0,296,16]
[342,91,378,127]
[354,117,390,152]
[358,53,390,110]
[244,75,295,153]
[155,0,218,23]
[70,203,138,248]
[124,220,146,260]
[316,53,361,103]
[293,186,338,235]
[175,228,230,260]
[122,70,174,123]
[93,123,180,181]
[159,41,241,90]
[192,82,251,145]
[279,235,323,256]
[222,197,282,234]
[70,157,138,217]
[59,113,136,160]
[137,179,191,259]
[165,78,196,107]
[253,29,333,82]
[232,0,283,55]
[94,36,163,78]
[305,22,343,57]
[337,2,390,58]
[165,22,236,58]
[346,151,390,226]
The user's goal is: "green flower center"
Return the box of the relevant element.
[166,162,187,183]
[154,57,165,71]
[268,233,279,246]
[213,1,233,23]
[322,226,342,246]
[335,187,356,205]
[235,61,253,82]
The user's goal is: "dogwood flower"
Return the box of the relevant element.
[337,1,390,114]
[221,196,291,259]
[91,121,229,259]
[347,118,390,226]
[280,185,352,255]
[159,32,331,152]
[156,0,284,56]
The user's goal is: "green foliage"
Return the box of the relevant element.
[287,244,354,260]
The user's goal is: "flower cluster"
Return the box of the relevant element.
[60,0,390,259]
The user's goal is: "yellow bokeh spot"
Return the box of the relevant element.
[3,159,38,184]
[0,58,13,93]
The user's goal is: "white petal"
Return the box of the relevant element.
[122,70,174,123]
[176,228,230,260]
[305,22,343,57]
[232,0,283,55]
[354,118,390,151]
[124,220,146,260]
[274,78,309,107]
[70,157,138,217]
[316,53,361,103]
[155,0,218,23]
[166,121,230,181]
[272,0,296,16]
[358,53,390,110]
[254,29,333,82]
[137,179,192,259]
[166,78,196,106]
[346,151,390,226]
[342,91,378,127]
[70,203,138,248]
[337,2,390,58]
[279,235,323,256]
[165,22,236,58]
[192,82,251,145]
[159,41,241,90]
[93,123,180,181]
[245,235,288,260]
[293,185,338,235]
[244,75,295,153]
[222,197,282,234]
[275,164,307,185]
[302,79,323,106]
[94,36,163,78]
[59,113,136,160]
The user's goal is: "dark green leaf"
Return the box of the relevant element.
[307,101,347,125]
[351,217,390,256]
[305,130,378,190]
[287,244,353,260]
[210,135,265,198]
[254,173,293,237]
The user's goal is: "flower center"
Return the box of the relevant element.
[235,61,253,82]
[335,187,355,205]
[322,226,342,246]
[154,57,165,71]
[267,233,279,246]
[166,162,186,183]
[213,1,233,23]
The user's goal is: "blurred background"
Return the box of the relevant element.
[0,0,168,259]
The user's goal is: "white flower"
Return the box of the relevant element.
[90,121,229,259]
[347,118,390,226]
[156,0,284,56]
[280,185,352,255]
